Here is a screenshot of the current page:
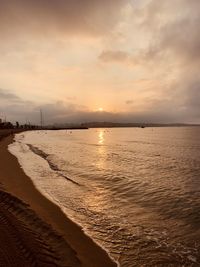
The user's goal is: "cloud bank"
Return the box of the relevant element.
[98,0,200,123]
[0,88,196,125]
[0,0,128,37]
[0,0,200,124]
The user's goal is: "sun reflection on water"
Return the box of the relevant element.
[98,129,105,145]
[96,129,107,169]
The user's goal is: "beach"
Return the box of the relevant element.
[0,131,117,267]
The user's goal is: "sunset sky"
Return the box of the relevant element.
[0,0,200,124]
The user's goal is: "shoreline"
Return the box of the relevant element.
[0,133,117,267]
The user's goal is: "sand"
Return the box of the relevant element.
[0,131,117,267]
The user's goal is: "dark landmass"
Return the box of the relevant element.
[1,120,199,132]
[80,122,200,128]
[49,126,88,130]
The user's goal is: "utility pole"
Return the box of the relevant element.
[40,109,43,128]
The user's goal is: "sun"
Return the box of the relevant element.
[98,107,103,112]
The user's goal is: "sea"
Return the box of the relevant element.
[9,127,200,267]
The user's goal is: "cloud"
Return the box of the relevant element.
[1,1,200,124]
[0,87,192,125]
[0,88,36,122]
[99,50,129,63]
[124,0,200,123]
[126,100,134,105]
[139,0,200,63]
[0,88,20,100]
[0,0,128,38]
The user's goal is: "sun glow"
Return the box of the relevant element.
[98,107,103,112]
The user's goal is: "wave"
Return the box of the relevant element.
[27,144,81,186]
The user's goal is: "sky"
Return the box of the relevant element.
[0,0,200,124]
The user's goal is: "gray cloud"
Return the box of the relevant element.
[141,0,200,63]
[99,50,129,63]
[126,100,134,105]
[0,88,35,122]
[0,0,128,37]
[0,88,20,100]
[0,89,194,125]
[127,0,200,123]
[1,1,200,124]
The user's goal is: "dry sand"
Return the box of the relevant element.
[0,131,117,267]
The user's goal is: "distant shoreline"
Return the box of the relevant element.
[0,123,199,133]
[47,123,200,130]
[80,123,200,129]
[0,132,117,267]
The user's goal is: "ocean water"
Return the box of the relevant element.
[9,127,200,267]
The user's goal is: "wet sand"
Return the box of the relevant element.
[0,131,117,267]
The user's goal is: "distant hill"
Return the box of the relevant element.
[80,122,200,128]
